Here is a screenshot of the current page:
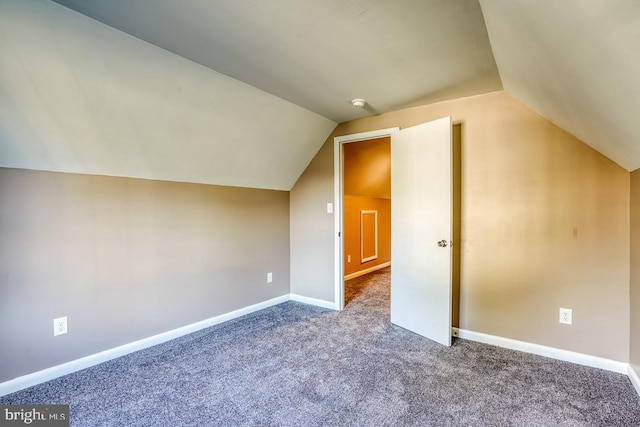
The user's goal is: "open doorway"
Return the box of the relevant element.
[333,128,398,310]
[333,124,462,334]
[342,137,391,306]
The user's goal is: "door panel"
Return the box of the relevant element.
[390,117,452,346]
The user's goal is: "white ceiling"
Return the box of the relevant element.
[50,0,502,124]
[2,0,638,191]
[0,0,335,190]
[480,0,640,170]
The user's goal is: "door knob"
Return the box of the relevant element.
[437,240,448,247]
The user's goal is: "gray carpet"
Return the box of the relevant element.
[2,267,640,426]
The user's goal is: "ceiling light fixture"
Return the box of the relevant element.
[350,98,366,108]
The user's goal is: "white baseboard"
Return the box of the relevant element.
[453,328,628,374]
[289,293,337,310]
[4,299,636,398]
[0,295,289,397]
[628,365,640,396]
[344,261,391,281]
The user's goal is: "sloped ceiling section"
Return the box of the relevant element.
[0,0,336,190]
[480,0,640,171]
[51,0,502,123]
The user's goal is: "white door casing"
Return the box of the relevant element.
[334,128,399,310]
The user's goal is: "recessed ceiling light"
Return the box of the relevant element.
[350,98,366,108]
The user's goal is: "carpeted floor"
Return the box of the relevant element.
[2,267,640,426]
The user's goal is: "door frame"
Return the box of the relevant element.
[333,128,399,310]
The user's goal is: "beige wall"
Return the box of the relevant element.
[0,168,290,382]
[290,90,630,361]
[630,169,640,371]
[290,136,335,301]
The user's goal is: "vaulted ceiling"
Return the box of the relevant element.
[50,0,502,123]
[0,0,638,191]
[480,0,640,171]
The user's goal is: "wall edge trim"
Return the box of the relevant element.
[453,328,628,374]
[289,294,337,310]
[0,294,290,397]
[344,261,391,281]
[628,365,640,396]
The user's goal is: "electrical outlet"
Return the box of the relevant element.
[267,272,273,284]
[559,308,572,325]
[53,316,68,336]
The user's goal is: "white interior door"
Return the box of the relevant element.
[390,116,452,346]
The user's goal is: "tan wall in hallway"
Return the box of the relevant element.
[290,90,630,361]
[343,196,391,277]
[343,137,391,199]
[0,168,290,382]
[630,169,640,371]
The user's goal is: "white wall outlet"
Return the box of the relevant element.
[326,202,333,214]
[53,316,68,336]
[347,255,351,263]
[559,308,572,325]
[267,272,273,283]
